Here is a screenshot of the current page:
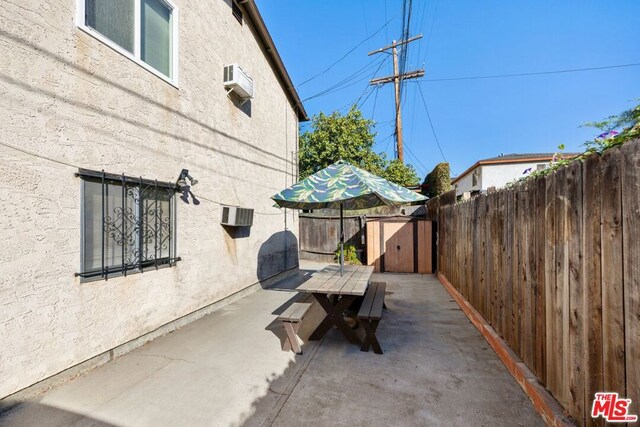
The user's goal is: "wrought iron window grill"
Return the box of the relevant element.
[76,169,181,280]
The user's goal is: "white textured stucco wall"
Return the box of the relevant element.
[454,162,550,195]
[453,168,481,195]
[481,162,548,189]
[0,0,299,398]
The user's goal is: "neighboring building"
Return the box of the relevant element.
[452,153,577,197]
[0,0,307,400]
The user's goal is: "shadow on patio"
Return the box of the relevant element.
[0,261,543,427]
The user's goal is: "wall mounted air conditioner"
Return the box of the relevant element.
[221,205,254,227]
[223,64,254,99]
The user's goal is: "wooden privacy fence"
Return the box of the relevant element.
[438,141,639,426]
[299,214,365,259]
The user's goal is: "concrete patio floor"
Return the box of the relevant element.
[1,261,543,427]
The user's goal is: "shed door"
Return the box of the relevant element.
[383,222,414,272]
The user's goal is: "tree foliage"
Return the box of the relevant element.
[299,107,420,186]
[382,159,420,187]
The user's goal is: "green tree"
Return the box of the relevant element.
[382,159,420,187]
[299,107,420,186]
[299,107,386,178]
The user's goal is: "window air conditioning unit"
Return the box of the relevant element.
[221,205,254,227]
[223,64,254,99]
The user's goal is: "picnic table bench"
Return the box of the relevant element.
[357,281,386,354]
[277,293,316,355]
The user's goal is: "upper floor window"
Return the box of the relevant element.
[80,0,178,83]
[232,1,243,24]
[472,169,479,187]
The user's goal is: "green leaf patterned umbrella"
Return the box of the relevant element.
[272,161,427,274]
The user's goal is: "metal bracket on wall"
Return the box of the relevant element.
[226,87,250,106]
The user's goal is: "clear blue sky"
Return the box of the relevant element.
[256,0,640,177]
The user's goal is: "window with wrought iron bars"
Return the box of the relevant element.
[76,169,180,281]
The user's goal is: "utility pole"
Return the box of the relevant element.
[368,34,424,163]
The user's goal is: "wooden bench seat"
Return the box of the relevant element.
[277,293,315,354]
[357,282,386,354]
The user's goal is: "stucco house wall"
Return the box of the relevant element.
[454,161,549,195]
[453,169,481,195]
[481,162,547,190]
[0,0,301,399]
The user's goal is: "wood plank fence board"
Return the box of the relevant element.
[485,194,493,324]
[514,183,522,356]
[491,192,500,331]
[505,184,515,349]
[558,165,571,407]
[621,141,640,418]
[582,153,604,427]
[600,148,626,398]
[472,199,481,309]
[495,190,505,339]
[567,160,585,424]
[534,175,547,383]
[522,181,534,370]
[463,202,471,299]
[545,167,558,399]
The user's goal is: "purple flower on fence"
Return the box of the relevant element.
[597,130,619,139]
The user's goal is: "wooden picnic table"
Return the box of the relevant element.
[296,264,374,345]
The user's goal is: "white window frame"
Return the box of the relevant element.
[76,0,179,87]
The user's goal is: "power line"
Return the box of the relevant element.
[361,0,372,52]
[404,141,429,175]
[339,56,391,111]
[420,62,640,83]
[296,18,394,88]
[422,0,440,62]
[357,84,377,109]
[398,0,413,103]
[416,81,448,162]
[381,131,395,153]
[362,59,391,103]
[302,55,388,102]
[417,0,429,37]
[384,0,389,42]
[371,85,380,118]
[403,144,427,176]
[303,56,385,100]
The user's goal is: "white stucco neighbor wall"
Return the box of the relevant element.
[454,161,550,195]
[481,162,549,190]
[453,169,481,196]
[0,0,300,398]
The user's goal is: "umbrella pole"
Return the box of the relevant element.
[340,203,344,276]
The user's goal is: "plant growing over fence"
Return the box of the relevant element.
[583,101,639,152]
[423,162,452,198]
[509,101,639,185]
